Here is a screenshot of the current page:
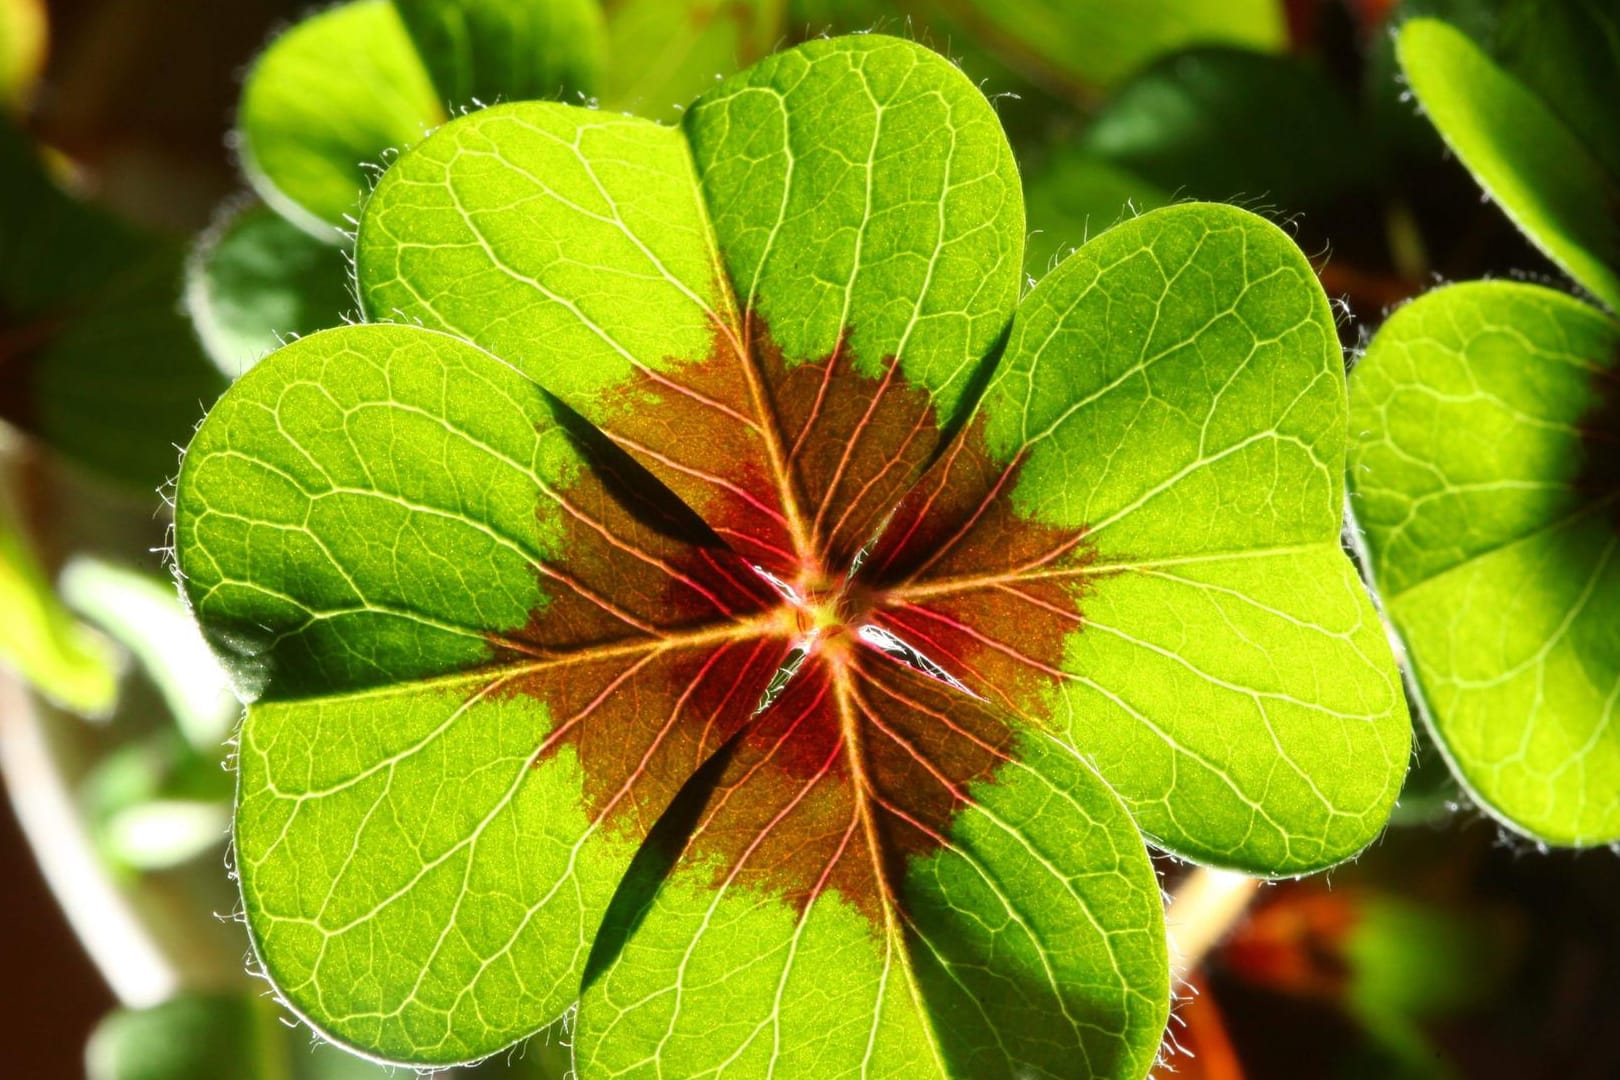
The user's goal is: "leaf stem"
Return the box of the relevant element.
[1165,866,1262,984]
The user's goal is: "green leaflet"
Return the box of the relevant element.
[238,0,603,237]
[1349,281,1620,845]
[238,0,444,237]
[872,203,1408,874]
[185,202,356,377]
[178,33,1405,1076]
[1397,18,1620,313]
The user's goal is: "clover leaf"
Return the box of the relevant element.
[175,34,1405,1076]
[1348,10,1620,847]
[1396,17,1620,312]
[1350,283,1619,845]
[237,0,603,237]
[185,202,358,377]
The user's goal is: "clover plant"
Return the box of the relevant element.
[1348,12,1620,847]
[173,32,1406,1076]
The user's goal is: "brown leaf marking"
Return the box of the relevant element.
[754,319,953,574]
[676,648,1017,925]
[869,417,1100,720]
[488,318,1093,928]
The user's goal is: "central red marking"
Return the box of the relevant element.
[496,314,1096,928]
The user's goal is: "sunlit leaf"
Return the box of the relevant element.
[185,202,355,377]
[177,34,1404,1075]
[1397,18,1620,312]
[237,0,444,237]
[0,499,117,716]
[238,0,604,237]
[1350,281,1620,845]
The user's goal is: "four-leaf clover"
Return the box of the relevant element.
[176,35,1405,1076]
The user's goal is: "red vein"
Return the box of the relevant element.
[846,678,970,803]
[858,666,1015,766]
[582,639,749,829]
[888,527,1093,603]
[823,396,935,566]
[787,351,841,464]
[606,430,793,528]
[543,485,743,617]
[893,604,1069,680]
[633,361,762,433]
[810,354,904,545]
[739,311,816,567]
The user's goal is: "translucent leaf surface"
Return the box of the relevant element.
[1398,17,1620,312]
[0,126,226,489]
[177,34,1405,1076]
[1350,281,1620,845]
[238,0,604,236]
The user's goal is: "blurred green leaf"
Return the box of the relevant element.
[600,0,785,117]
[1082,47,1371,210]
[0,124,145,315]
[1022,47,1369,280]
[1345,894,1514,1073]
[1,125,226,488]
[28,244,225,487]
[0,499,118,716]
[86,994,392,1080]
[1489,0,1620,180]
[394,0,602,108]
[82,730,233,872]
[237,0,444,237]
[919,0,1286,97]
[86,995,274,1080]
[1021,151,1168,275]
[1398,17,1620,312]
[0,0,45,108]
[62,557,236,750]
[185,202,354,378]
